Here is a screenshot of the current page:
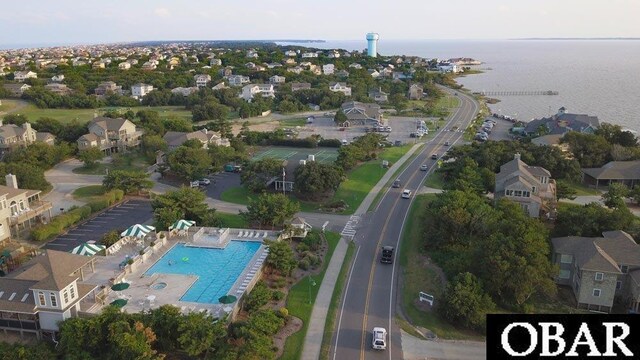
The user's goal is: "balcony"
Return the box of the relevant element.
[9,200,52,226]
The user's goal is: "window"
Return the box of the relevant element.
[616,281,622,290]
[560,254,573,264]
[621,265,629,274]
[559,269,571,279]
[69,286,76,300]
[505,190,514,196]
[63,290,69,304]
[50,293,57,307]
[0,224,4,237]
[595,272,604,281]
[532,186,537,193]
[523,191,531,197]
[593,289,601,297]
[38,292,46,306]
[514,190,523,197]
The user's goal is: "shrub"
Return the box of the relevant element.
[88,199,109,212]
[272,290,285,301]
[296,242,309,253]
[244,281,272,312]
[278,307,289,318]
[274,278,287,288]
[302,231,322,251]
[318,139,341,147]
[298,258,310,270]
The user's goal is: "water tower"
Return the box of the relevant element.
[366,32,379,57]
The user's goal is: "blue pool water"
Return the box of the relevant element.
[145,241,261,304]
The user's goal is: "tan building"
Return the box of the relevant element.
[77,117,143,154]
[44,83,71,95]
[552,230,640,313]
[494,153,557,218]
[163,129,230,151]
[0,174,52,242]
[0,121,55,151]
[407,84,424,100]
[0,249,101,338]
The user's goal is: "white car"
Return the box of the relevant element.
[372,327,387,350]
[402,189,412,199]
[420,164,429,171]
[199,178,211,186]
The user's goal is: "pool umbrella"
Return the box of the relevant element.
[169,219,196,231]
[110,299,128,308]
[111,282,130,291]
[120,224,156,238]
[70,242,106,256]
[218,295,237,304]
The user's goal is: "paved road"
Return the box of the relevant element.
[331,88,479,360]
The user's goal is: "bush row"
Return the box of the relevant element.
[31,189,125,242]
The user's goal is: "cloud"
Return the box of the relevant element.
[154,8,170,17]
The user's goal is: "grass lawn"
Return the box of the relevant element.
[424,171,445,189]
[331,145,412,214]
[0,100,18,112]
[73,152,149,175]
[280,232,341,360]
[399,194,483,340]
[220,186,318,212]
[566,181,601,196]
[279,118,307,127]
[216,212,248,228]
[8,102,192,124]
[72,185,106,201]
[319,240,355,360]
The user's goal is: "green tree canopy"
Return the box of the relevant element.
[439,272,494,332]
[240,158,283,192]
[167,145,211,180]
[78,147,105,167]
[293,161,344,200]
[151,187,213,229]
[242,192,300,228]
[264,240,297,276]
[103,170,153,194]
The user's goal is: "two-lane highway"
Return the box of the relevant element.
[331,88,479,360]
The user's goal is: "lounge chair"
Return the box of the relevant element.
[239,231,245,237]
[262,232,268,238]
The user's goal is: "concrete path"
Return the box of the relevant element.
[301,143,423,360]
[401,331,486,360]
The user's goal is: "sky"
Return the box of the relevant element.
[1,0,639,46]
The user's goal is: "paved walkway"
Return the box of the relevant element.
[301,143,423,360]
[401,331,486,360]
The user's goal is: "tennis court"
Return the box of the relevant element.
[253,147,338,164]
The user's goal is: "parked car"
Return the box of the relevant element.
[401,189,412,199]
[420,164,429,171]
[189,181,200,188]
[199,178,211,186]
[372,327,387,350]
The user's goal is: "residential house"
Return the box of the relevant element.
[209,58,222,66]
[437,63,461,73]
[287,66,303,74]
[131,83,154,99]
[291,82,311,92]
[44,83,71,95]
[582,161,640,189]
[163,129,230,151]
[118,62,131,70]
[551,230,640,313]
[194,74,211,88]
[340,101,383,125]
[246,50,259,58]
[368,87,388,103]
[0,122,54,151]
[0,174,52,241]
[407,84,424,100]
[91,61,105,70]
[170,87,199,97]
[323,64,335,75]
[336,70,350,78]
[212,82,227,91]
[368,69,380,78]
[349,63,363,69]
[284,58,297,65]
[141,61,157,71]
[50,75,64,83]
[2,84,31,97]
[329,82,351,97]
[327,51,340,59]
[301,52,318,58]
[524,107,600,137]
[77,117,143,154]
[94,81,122,96]
[494,153,557,218]
[35,133,55,145]
[0,249,101,338]
[228,75,250,87]
[241,84,275,101]
[13,71,37,82]
[269,75,286,85]
[218,67,233,77]
[392,71,413,80]
[285,50,297,57]
[266,63,282,69]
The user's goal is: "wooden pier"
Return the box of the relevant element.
[476,90,559,96]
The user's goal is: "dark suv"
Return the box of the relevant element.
[380,246,394,264]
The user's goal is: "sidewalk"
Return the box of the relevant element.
[301,143,423,360]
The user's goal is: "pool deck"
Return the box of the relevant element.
[83,227,280,317]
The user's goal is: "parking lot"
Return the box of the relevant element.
[486,116,515,141]
[44,199,153,252]
[297,115,438,145]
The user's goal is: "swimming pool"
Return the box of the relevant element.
[145,241,261,304]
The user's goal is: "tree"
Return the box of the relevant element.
[242,193,300,228]
[240,158,283,192]
[209,144,247,172]
[103,170,153,194]
[293,161,344,200]
[178,311,226,357]
[146,305,183,351]
[245,309,285,335]
[78,147,104,167]
[2,113,29,126]
[151,187,212,229]
[108,320,158,360]
[141,135,167,160]
[100,230,121,247]
[602,183,629,209]
[244,281,273,312]
[555,180,578,200]
[0,162,51,192]
[333,109,347,125]
[439,272,494,331]
[389,93,408,113]
[264,240,297,276]
[167,145,211,180]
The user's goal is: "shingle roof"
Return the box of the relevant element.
[525,113,600,135]
[0,124,28,139]
[582,161,640,180]
[7,250,92,291]
[552,231,640,273]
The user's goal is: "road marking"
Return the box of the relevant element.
[101,216,118,219]
[82,225,101,228]
[340,215,360,238]
[332,245,361,360]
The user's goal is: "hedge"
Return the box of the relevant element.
[318,139,342,148]
[31,189,125,242]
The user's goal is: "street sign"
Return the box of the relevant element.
[419,292,434,306]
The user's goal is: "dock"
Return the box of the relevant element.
[476,90,559,96]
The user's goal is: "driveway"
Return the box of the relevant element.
[43,199,153,252]
[44,159,104,216]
